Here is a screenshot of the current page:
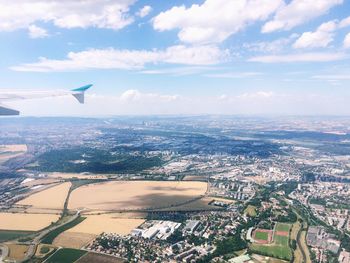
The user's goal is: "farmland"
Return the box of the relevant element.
[68,181,207,211]
[0,230,33,242]
[6,244,29,262]
[53,232,96,249]
[76,252,124,263]
[46,248,87,263]
[41,217,86,244]
[17,182,71,210]
[0,213,59,231]
[0,144,27,164]
[66,214,145,235]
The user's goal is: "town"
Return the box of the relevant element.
[0,116,350,262]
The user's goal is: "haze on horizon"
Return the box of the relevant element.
[1,0,350,116]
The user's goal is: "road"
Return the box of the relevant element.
[20,211,80,262]
[0,245,9,263]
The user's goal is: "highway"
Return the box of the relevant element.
[21,211,80,262]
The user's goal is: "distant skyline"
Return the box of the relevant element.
[1,0,350,116]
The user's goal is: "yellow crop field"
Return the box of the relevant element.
[68,181,207,211]
[66,214,145,235]
[53,232,96,249]
[6,244,29,261]
[0,144,27,163]
[17,182,71,210]
[0,213,59,231]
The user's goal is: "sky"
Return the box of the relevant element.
[1,0,350,116]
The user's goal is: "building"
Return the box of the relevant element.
[184,220,200,234]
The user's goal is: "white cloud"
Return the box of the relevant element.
[205,72,263,78]
[137,5,152,18]
[248,52,347,63]
[0,0,135,31]
[262,0,343,33]
[11,45,229,72]
[120,89,179,102]
[28,25,48,38]
[237,91,276,99]
[140,66,214,76]
[243,34,298,53]
[153,0,283,44]
[312,74,350,80]
[9,89,350,116]
[339,16,350,28]
[344,33,350,48]
[293,21,337,48]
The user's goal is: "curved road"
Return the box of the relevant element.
[21,211,80,262]
[0,245,9,263]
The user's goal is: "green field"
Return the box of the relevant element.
[0,230,33,242]
[250,244,292,260]
[41,217,86,244]
[46,248,86,263]
[250,222,292,260]
[255,231,269,241]
[275,223,291,232]
[274,235,289,246]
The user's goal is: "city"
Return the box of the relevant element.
[0,116,350,262]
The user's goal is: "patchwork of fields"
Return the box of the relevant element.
[0,144,27,164]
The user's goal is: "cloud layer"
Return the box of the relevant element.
[11,45,229,72]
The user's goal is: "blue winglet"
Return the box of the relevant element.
[71,84,93,92]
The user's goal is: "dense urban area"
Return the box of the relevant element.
[1,116,350,263]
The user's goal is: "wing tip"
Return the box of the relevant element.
[71,84,93,92]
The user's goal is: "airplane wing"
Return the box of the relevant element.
[0,84,92,116]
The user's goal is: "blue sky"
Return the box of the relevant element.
[1,0,350,116]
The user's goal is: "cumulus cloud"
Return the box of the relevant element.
[11,45,229,72]
[344,33,350,48]
[0,0,135,31]
[248,52,347,63]
[293,21,337,48]
[28,25,48,38]
[137,5,152,18]
[153,0,283,44]
[339,16,350,28]
[262,0,343,33]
